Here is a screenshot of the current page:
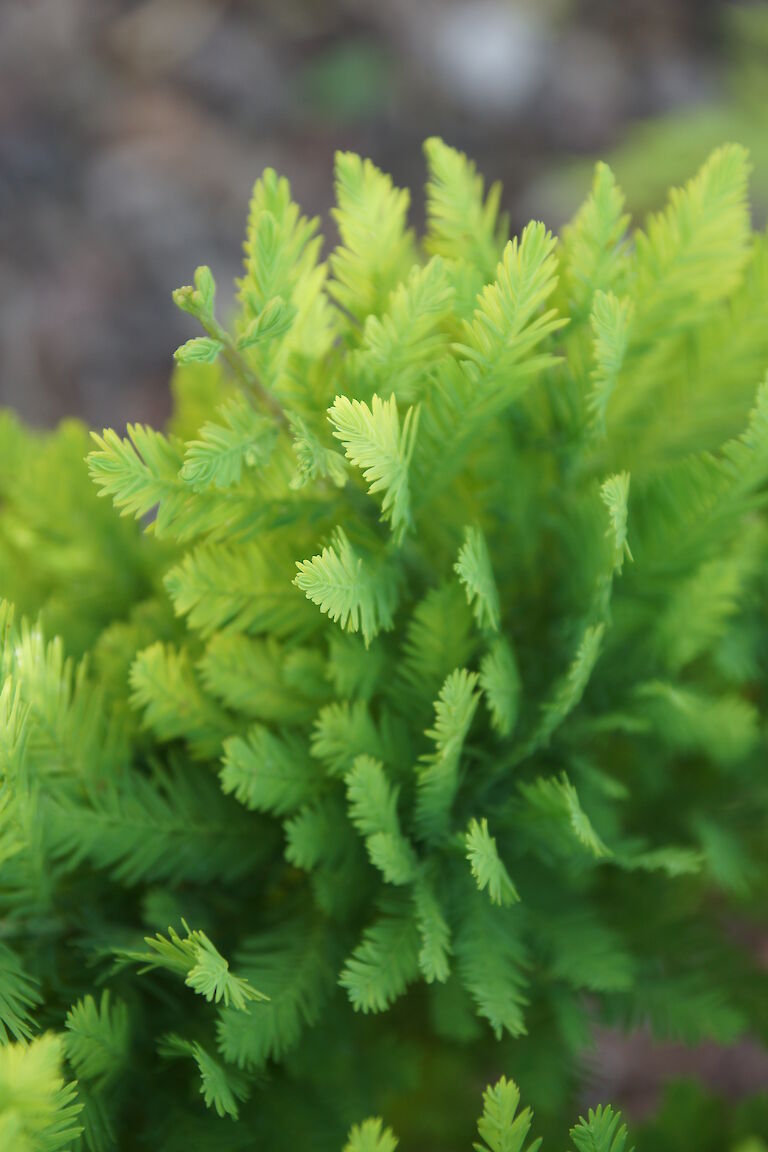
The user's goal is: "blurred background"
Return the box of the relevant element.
[1,0,767,432]
[1,0,768,1133]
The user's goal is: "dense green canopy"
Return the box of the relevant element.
[0,139,766,1150]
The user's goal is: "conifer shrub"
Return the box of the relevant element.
[1,139,767,1150]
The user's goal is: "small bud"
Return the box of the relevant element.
[172,285,203,317]
[193,265,216,314]
[174,337,223,365]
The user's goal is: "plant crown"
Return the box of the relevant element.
[0,139,767,1149]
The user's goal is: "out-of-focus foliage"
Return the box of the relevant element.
[639,1080,768,1152]
[551,5,768,218]
[347,1075,635,1152]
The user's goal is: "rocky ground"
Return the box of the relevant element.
[0,0,728,429]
